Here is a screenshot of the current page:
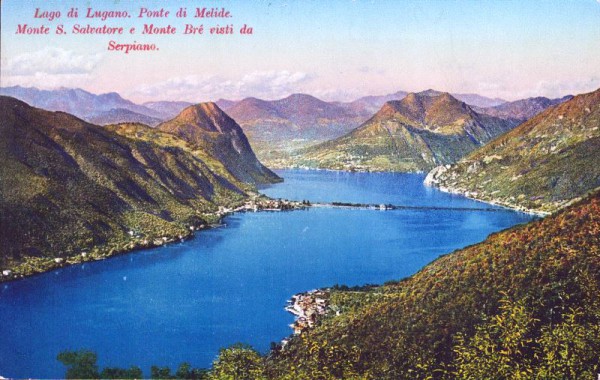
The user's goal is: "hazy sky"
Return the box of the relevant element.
[1,0,600,102]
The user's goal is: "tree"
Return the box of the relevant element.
[209,343,266,380]
[536,308,600,379]
[100,366,143,379]
[451,297,600,379]
[151,365,172,379]
[57,350,100,379]
[175,362,209,379]
[452,298,536,380]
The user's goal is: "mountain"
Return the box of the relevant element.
[288,91,518,172]
[215,94,374,163]
[452,92,506,108]
[425,88,600,213]
[217,91,507,162]
[345,90,409,115]
[411,89,507,108]
[157,102,281,185]
[142,101,194,120]
[347,90,506,115]
[266,190,600,378]
[87,108,163,127]
[0,86,163,122]
[0,96,276,279]
[215,98,238,110]
[476,95,573,122]
[223,93,373,140]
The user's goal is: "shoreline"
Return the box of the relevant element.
[434,185,550,217]
[0,219,212,284]
[266,165,427,174]
[272,166,551,216]
[423,165,553,217]
[0,197,307,284]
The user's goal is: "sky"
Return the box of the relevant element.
[1,0,600,103]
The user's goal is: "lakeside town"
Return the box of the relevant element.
[285,290,330,335]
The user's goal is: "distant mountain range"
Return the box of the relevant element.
[216,94,374,161]
[0,86,164,123]
[346,89,506,115]
[475,95,574,123]
[0,96,278,277]
[451,92,507,108]
[143,101,194,119]
[0,86,199,128]
[282,91,518,172]
[0,86,511,156]
[219,93,372,140]
[334,90,410,115]
[214,91,512,162]
[426,88,600,213]
[216,91,574,166]
[87,108,163,126]
[0,86,573,168]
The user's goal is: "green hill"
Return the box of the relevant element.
[425,88,600,213]
[265,190,600,379]
[0,97,278,280]
[287,91,517,172]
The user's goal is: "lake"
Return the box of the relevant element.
[0,170,534,378]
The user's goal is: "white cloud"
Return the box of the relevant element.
[3,47,103,76]
[1,47,103,88]
[128,70,314,102]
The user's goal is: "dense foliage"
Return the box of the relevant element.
[452,298,600,379]
[57,345,265,380]
[209,344,267,380]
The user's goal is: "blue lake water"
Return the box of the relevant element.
[0,170,534,378]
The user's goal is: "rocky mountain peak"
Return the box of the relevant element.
[166,102,236,134]
[158,102,280,185]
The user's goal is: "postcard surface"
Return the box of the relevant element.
[1,1,599,378]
